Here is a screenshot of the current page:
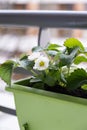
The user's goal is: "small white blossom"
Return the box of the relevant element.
[28,52,40,61]
[33,56,49,70]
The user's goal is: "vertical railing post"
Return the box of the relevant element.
[38,28,50,47]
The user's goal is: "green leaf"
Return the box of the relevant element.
[43,70,61,86]
[47,44,61,51]
[19,54,32,69]
[81,84,87,90]
[30,77,44,89]
[20,54,28,60]
[60,72,67,83]
[32,46,43,52]
[19,59,34,70]
[23,123,29,130]
[67,68,87,90]
[0,61,15,86]
[64,38,84,51]
[59,47,79,67]
[44,75,56,87]
[47,50,58,56]
[59,54,72,67]
[74,55,87,64]
[54,52,62,61]
[14,77,32,86]
[30,78,42,83]
[32,82,44,89]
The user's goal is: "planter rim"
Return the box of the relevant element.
[6,82,87,106]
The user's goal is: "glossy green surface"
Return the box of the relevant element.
[6,82,87,130]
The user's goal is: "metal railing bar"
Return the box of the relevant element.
[0,106,16,115]
[0,10,87,28]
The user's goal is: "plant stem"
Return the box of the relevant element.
[30,69,38,77]
[59,67,62,73]
[67,67,70,76]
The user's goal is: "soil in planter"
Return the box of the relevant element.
[44,85,87,99]
[16,80,87,99]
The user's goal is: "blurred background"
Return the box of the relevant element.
[0,1,87,65]
[0,1,87,130]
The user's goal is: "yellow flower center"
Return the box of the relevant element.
[39,61,45,67]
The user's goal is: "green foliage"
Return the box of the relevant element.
[59,47,79,67]
[64,38,84,51]
[46,50,58,56]
[0,60,15,86]
[46,43,61,51]
[19,55,34,72]
[44,75,56,86]
[20,54,28,60]
[32,46,43,52]
[43,70,60,87]
[30,78,42,83]
[74,55,87,64]
[1,37,87,95]
[45,43,62,56]
[67,69,87,90]
[23,123,29,130]
[19,59,34,70]
[81,84,87,90]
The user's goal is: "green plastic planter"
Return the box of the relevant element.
[6,78,87,130]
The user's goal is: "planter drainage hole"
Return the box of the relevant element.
[23,123,29,130]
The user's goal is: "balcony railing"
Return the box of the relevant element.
[0,10,87,28]
[0,10,87,115]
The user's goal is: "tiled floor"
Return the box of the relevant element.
[0,112,20,130]
[0,81,20,130]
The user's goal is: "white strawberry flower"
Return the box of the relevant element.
[33,56,49,70]
[28,52,40,61]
